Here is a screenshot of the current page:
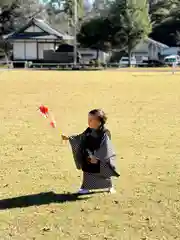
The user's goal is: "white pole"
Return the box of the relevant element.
[73,0,77,65]
[172,61,176,75]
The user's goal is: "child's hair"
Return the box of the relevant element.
[89,109,107,125]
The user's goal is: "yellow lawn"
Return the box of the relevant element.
[0,70,180,240]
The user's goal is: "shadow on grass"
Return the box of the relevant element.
[0,191,93,210]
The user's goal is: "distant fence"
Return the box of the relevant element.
[0,61,76,69]
[0,61,179,72]
[0,61,90,68]
[0,60,112,70]
[0,60,155,69]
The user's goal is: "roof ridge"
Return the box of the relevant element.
[34,18,72,37]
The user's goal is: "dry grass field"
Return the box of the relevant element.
[0,70,180,240]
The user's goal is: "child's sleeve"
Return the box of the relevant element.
[106,129,111,139]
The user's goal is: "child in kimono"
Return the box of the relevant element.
[61,109,120,194]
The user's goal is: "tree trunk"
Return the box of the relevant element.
[96,49,99,60]
[128,47,131,67]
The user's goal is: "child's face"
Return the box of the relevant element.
[88,114,101,129]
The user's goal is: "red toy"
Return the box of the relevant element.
[39,105,49,118]
[50,121,56,128]
[38,105,57,129]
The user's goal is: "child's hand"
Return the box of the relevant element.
[61,134,69,141]
[89,156,98,164]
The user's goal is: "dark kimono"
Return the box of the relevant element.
[69,127,120,190]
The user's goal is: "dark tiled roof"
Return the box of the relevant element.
[6,18,74,41]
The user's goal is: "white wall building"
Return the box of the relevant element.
[161,47,180,57]
[5,18,73,62]
[132,38,169,62]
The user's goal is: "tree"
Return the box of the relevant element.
[77,17,111,59]
[0,0,46,36]
[150,17,180,46]
[0,0,47,58]
[149,0,178,26]
[43,0,85,36]
[108,0,151,66]
[92,0,113,16]
[46,0,84,21]
[78,0,151,65]
[176,31,180,47]
[150,0,180,46]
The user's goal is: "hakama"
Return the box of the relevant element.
[69,128,120,191]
